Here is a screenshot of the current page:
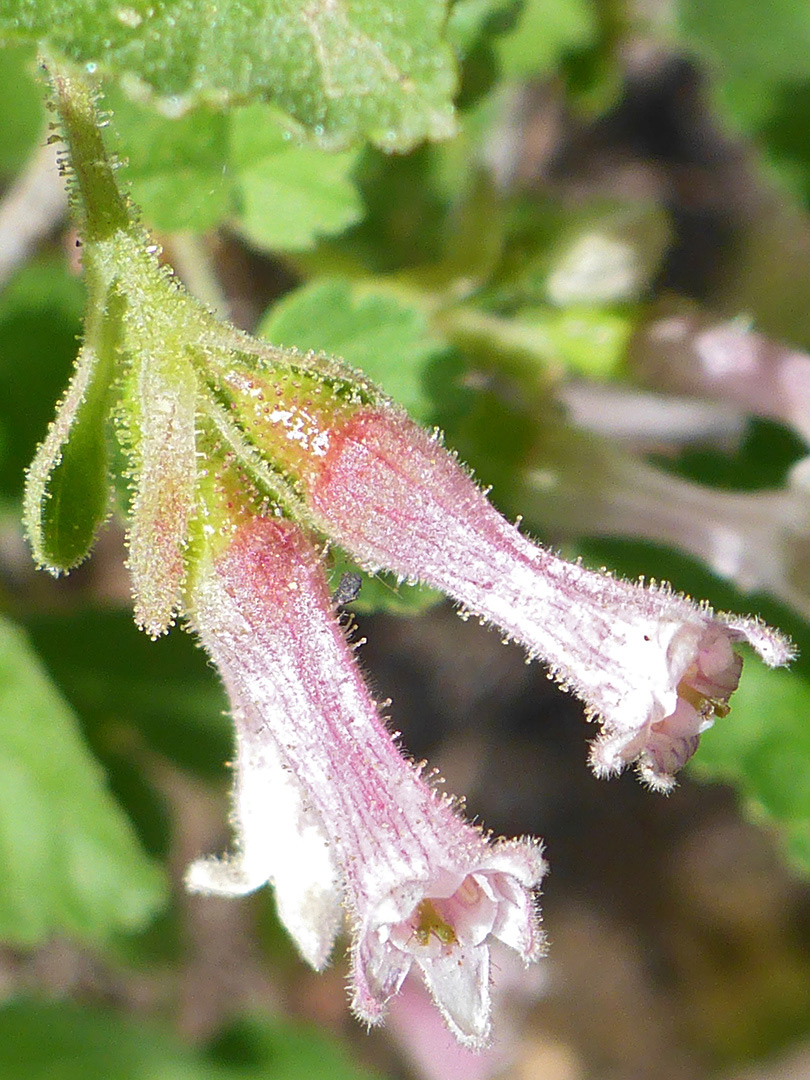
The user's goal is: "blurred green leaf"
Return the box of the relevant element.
[437,379,538,511]
[0,1001,386,1080]
[678,0,810,84]
[539,305,632,377]
[0,259,85,498]
[453,304,631,378]
[0,615,166,944]
[0,1000,226,1080]
[758,81,810,209]
[446,0,515,56]
[231,103,363,252]
[0,44,44,177]
[692,660,810,874]
[677,0,810,138]
[107,93,363,247]
[0,0,457,151]
[428,168,505,284]
[656,418,806,493]
[107,89,231,233]
[496,0,596,79]
[210,1014,386,1079]
[258,278,446,420]
[28,610,231,782]
[338,146,451,272]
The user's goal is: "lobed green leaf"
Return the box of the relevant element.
[231,103,363,251]
[0,0,458,151]
[104,92,364,247]
[106,88,231,232]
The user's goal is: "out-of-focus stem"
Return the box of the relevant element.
[514,421,810,620]
[631,306,810,446]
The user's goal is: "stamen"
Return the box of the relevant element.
[411,899,458,947]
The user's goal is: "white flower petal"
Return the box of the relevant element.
[416,941,491,1050]
[186,714,342,971]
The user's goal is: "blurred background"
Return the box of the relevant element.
[4,0,810,1077]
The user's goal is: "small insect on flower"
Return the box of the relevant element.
[333,570,363,607]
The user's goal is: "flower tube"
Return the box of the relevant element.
[187,511,546,1048]
[300,408,794,790]
[633,308,810,446]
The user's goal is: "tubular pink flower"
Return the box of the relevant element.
[634,309,810,446]
[187,515,546,1047]
[303,409,794,790]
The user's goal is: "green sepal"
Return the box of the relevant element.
[23,288,122,573]
[122,348,199,638]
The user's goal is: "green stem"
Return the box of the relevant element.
[41,50,133,242]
